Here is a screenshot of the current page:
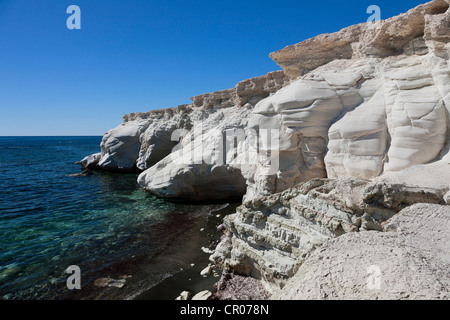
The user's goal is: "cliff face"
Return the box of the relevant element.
[210,178,448,293]
[83,0,450,201]
[244,0,450,200]
[80,0,450,299]
[271,203,450,299]
[209,0,450,297]
[82,71,287,176]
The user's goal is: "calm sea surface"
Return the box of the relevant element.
[0,136,233,300]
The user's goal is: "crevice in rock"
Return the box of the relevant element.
[429,2,449,15]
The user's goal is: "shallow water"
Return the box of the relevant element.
[0,136,235,300]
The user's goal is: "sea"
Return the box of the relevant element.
[0,136,237,300]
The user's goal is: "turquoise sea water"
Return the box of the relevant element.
[0,136,231,300]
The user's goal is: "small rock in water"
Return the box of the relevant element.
[191,290,212,300]
[175,291,191,300]
[94,277,126,288]
[67,169,94,177]
[0,265,21,281]
[2,294,13,300]
[201,246,214,254]
[200,264,214,277]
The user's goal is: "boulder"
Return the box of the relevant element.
[191,290,212,300]
[76,152,101,170]
[175,291,191,300]
[98,121,150,172]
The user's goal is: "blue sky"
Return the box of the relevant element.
[0,0,428,136]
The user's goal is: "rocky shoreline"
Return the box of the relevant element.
[79,0,450,300]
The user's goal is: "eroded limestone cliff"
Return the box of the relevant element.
[82,1,450,202]
[80,0,450,299]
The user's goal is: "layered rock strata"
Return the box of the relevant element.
[209,178,448,292]
[271,203,450,300]
[270,0,450,79]
[89,71,288,179]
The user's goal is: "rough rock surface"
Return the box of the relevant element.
[209,271,271,300]
[270,0,450,79]
[209,178,448,292]
[271,204,450,300]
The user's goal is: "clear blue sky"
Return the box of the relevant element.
[0,0,428,136]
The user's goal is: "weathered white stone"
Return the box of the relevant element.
[175,291,191,300]
[325,90,387,179]
[137,107,251,201]
[98,120,150,172]
[200,264,214,277]
[77,152,101,170]
[272,204,450,300]
[191,290,212,300]
[211,177,447,292]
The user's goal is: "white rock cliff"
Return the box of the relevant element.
[80,0,450,299]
